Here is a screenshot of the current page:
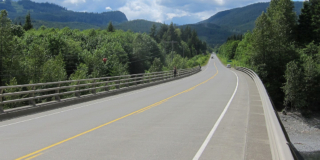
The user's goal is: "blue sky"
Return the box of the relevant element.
[13,0,303,25]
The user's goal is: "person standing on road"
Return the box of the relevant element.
[174,66,177,77]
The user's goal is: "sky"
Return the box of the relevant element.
[22,0,302,25]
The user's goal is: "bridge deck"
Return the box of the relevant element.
[0,56,273,160]
[200,70,272,159]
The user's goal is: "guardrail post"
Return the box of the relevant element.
[0,89,4,113]
[135,76,137,86]
[75,81,81,97]
[118,77,121,89]
[55,83,61,102]
[105,78,109,91]
[29,86,36,106]
[92,80,96,94]
[126,77,129,87]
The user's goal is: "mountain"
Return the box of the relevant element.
[181,23,235,46]
[115,20,162,33]
[199,2,303,32]
[0,0,127,28]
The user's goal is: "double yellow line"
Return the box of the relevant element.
[16,62,218,160]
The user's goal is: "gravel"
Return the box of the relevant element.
[279,111,320,152]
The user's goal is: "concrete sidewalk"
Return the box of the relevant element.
[200,70,272,160]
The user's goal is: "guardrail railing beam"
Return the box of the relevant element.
[0,68,200,114]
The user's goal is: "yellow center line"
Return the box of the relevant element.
[16,62,219,160]
[24,153,42,160]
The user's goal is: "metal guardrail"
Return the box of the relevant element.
[236,67,294,160]
[0,68,200,113]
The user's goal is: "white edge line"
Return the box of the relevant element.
[193,70,239,160]
[0,59,212,128]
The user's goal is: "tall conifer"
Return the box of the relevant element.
[297,1,313,46]
[252,0,298,105]
[107,21,115,32]
[23,12,33,31]
[0,10,13,86]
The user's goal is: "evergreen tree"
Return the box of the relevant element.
[107,21,115,32]
[181,26,191,42]
[157,23,168,42]
[297,1,313,46]
[166,22,178,42]
[310,0,320,44]
[23,12,33,31]
[149,24,157,40]
[253,0,298,107]
[0,10,13,86]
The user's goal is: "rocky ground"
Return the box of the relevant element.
[279,111,320,159]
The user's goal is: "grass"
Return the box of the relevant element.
[201,54,210,66]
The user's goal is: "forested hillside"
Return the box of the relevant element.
[200,2,303,32]
[0,0,127,27]
[217,0,320,115]
[115,20,162,33]
[182,23,236,47]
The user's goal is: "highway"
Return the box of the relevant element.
[0,54,272,160]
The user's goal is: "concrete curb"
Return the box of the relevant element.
[236,67,294,160]
[0,71,200,121]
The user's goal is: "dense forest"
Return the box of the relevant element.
[115,20,162,33]
[217,0,320,115]
[0,9,208,87]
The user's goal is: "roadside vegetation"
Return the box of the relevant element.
[217,0,320,115]
[0,9,209,109]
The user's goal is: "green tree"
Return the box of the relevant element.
[296,1,313,46]
[0,10,13,85]
[283,61,305,110]
[148,58,162,72]
[23,12,33,31]
[310,0,320,44]
[251,12,273,78]
[235,31,253,67]
[157,23,168,42]
[107,21,115,32]
[41,54,67,82]
[252,0,298,107]
[149,24,157,41]
[301,56,319,112]
[11,24,25,37]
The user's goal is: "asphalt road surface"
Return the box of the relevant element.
[0,54,272,160]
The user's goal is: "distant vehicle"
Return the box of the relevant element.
[227,64,231,68]
[211,56,214,59]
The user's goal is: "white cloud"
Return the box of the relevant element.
[119,0,165,23]
[63,0,86,4]
[30,0,278,24]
